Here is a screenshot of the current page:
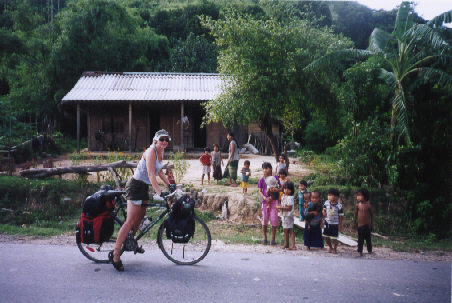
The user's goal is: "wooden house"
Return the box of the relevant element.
[61,72,279,153]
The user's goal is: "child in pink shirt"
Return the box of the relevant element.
[258,162,281,245]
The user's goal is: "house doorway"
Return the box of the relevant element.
[192,105,206,149]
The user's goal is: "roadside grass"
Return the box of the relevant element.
[0,212,79,237]
[370,236,452,252]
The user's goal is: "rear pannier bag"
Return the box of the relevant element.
[82,192,114,217]
[76,214,94,244]
[76,212,114,244]
[76,189,115,244]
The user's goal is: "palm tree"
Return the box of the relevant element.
[305,2,452,144]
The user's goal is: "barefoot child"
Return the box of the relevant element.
[278,169,289,202]
[298,180,309,221]
[265,176,280,209]
[199,147,212,185]
[211,144,223,184]
[240,160,251,196]
[276,154,288,175]
[277,181,296,250]
[323,188,344,254]
[258,162,281,245]
[353,188,373,256]
[303,192,312,229]
[303,191,324,250]
[165,168,176,184]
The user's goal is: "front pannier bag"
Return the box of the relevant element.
[164,195,196,243]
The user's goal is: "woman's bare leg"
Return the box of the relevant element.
[132,204,147,235]
[113,201,142,262]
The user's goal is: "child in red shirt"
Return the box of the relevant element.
[199,147,212,185]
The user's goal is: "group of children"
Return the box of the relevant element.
[199,145,252,194]
[256,157,374,256]
[199,149,374,256]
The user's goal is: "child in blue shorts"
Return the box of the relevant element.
[323,188,344,254]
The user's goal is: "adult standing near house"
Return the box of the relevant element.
[223,131,240,187]
[110,129,172,271]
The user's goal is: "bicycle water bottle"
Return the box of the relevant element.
[139,216,152,232]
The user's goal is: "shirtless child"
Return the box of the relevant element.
[353,188,374,256]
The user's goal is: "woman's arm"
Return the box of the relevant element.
[145,148,162,196]
[158,169,170,187]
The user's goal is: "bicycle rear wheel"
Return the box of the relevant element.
[157,215,211,265]
[77,206,126,263]
[77,238,118,263]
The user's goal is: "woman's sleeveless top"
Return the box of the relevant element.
[133,145,164,184]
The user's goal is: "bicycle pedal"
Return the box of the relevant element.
[134,245,145,255]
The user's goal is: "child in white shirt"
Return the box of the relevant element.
[277,181,296,250]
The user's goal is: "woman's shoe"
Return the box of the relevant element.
[109,250,124,272]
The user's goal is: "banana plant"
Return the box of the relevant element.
[305,2,452,145]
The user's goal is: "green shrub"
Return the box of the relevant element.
[53,135,87,154]
[337,118,391,187]
[0,176,100,225]
[303,119,339,153]
[169,152,188,183]
[297,149,314,164]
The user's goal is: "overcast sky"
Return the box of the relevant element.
[354,0,451,21]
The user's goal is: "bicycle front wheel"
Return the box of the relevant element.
[157,215,211,265]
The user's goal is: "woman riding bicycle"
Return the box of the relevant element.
[110,129,172,271]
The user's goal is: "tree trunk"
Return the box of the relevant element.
[20,161,174,179]
[258,117,279,163]
[283,143,290,173]
[20,160,134,178]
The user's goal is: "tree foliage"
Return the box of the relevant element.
[307,1,452,145]
[201,9,352,159]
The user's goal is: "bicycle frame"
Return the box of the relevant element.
[111,195,171,242]
[135,206,169,241]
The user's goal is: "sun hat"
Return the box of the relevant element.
[153,129,171,142]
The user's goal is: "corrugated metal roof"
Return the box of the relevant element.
[61,72,226,104]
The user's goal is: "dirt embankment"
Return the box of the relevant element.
[200,192,261,224]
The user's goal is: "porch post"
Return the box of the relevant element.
[146,110,150,147]
[129,103,132,153]
[76,103,80,153]
[87,105,90,151]
[180,101,184,151]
